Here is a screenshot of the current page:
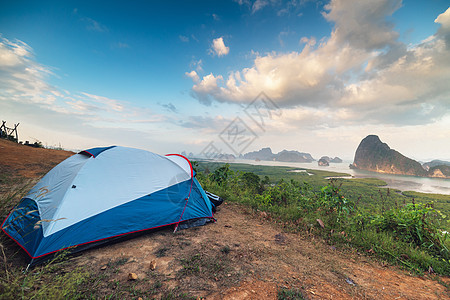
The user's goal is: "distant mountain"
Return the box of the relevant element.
[320,156,343,163]
[318,157,329,166]
[243,147,314,163]
[428,165,450,178]
[243,147,274,160]
[423,160,450,169]
[330,157,343,163]
[350,135,449,179]
[216,153,236,160]
[276,150,314,163]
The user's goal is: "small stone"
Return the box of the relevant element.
[128,272,138,280]
[100,265,107,270]
[316,218,325,228]
[150,260,157,270]
[227,273,231,277]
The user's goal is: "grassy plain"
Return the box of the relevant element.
[197,161,450,229]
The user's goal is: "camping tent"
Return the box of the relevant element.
[1,146,214,266]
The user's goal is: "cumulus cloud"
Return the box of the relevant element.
[435,7,450,48]
[190,73,223,105]
[185,70,200,82]
[187,1,450,127]
[210,37,230,57]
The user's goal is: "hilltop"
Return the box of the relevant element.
[1,138,449,299]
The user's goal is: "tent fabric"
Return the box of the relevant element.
[1,146,214,265]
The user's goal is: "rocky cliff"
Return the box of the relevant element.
[350,135,449,178]
[318,157,329,166]
[350,135,428,176]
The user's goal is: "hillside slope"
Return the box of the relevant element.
[1,139,449,299]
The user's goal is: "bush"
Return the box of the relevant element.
[369,203,449,260]
[198,164,450,275]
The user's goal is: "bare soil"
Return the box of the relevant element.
[1,139,449,299]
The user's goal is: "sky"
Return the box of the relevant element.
[1,0,449,161]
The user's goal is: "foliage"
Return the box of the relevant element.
[208,164,231,186]
[198,162,450,275]
[369,203,448,260]
[0,250,88,300]
[277,287,305,300]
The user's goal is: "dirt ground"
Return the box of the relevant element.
[1,139,449,299]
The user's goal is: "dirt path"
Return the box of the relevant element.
[73,203,449,299]
[1,139,449,299]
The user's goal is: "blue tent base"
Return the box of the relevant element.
[177,217,215,230]
[22,216,215,267]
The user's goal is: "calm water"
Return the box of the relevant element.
[232,159,450,195]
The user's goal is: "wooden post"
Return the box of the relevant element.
[0,121,6,138]
[13,123,19,141]
[0,121,20,142]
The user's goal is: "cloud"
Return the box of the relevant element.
[160,102,178,113]
[0,36,56,105]
[82,17,108,32]
[252,0,268,13]
[178,115,230,134]
[210,37,230,57]
[179,35,189,42]
[235,0,307,16]
[435,7,450,48]
[185,70,200,82]
[212,13,220,21]
[190,73,224,105]
[115,42,130,49]
[278,30,290,47]
[79,92,125,112]
[190,59,203,72]
[234,0,251,6]
[187,1,450,127]
[0,35,171,135]
[322,0,402,51]
[435,7,450,29]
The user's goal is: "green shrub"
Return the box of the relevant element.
[198,163,450,275]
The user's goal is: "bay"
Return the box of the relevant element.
[231,159,450,195]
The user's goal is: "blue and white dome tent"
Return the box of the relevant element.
[1,146,215,266]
